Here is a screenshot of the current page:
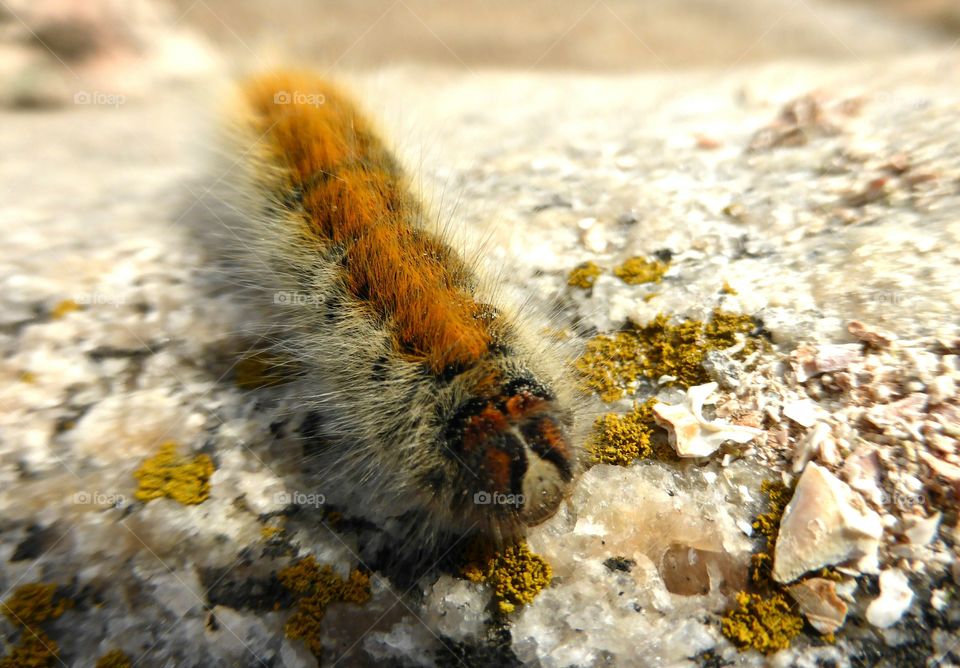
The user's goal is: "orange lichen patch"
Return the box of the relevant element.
[722,480,807,654]
[0,583,73,668]
[721,592,803,654]
[613,256,669,285]
[753,480,792,545]
[576,309,758,401]
[50,299,80,319]
[0,630,59,668]
[460,540,552,614]
[1,583,71,628]
[133,442,214,505]
[261,525,284,540]
[95,650,133,668]
[587,399,660,465]
[277,556,371,658]
[241,72,491,375]
[567,261,603,289]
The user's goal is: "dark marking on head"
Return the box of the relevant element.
[521,417,573,482]
[439,360,469,384]
[443,397,489,450]
[504,376,555,401]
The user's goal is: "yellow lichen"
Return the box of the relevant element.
[50,299,80,319]
[576,309,758,401]
[613,256,669,285]
[18,371,36,383]
[587,399,659,465]
[721,591,803,654]
[261,525,283,540]
[723,480,806,654]
[277,556,371,658]
[721,281,738,295]
[749,479,793,585]
[133,442,214,505]
[95,649,133,668]
[752,479,792,544]
[1,583,71,628]
[0,583,72,668]
[567,261,603,289]
[0,631,59,668]
[461,541,552,614]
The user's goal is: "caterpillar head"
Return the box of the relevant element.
[443,369,576,534]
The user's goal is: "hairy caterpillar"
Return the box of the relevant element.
[204,71,579,547]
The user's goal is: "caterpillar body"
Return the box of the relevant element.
[208,71,579,547]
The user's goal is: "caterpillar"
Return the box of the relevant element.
[204,71,579,548]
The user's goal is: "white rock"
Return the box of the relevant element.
[903,512,941,545]
[866,569,914,628]
[842,446,884,506]
[773,463,883,583]
[792,421,832,473]
[929,375,956,404]
[653,383,764,458]
[783,399,819,428]
[787,577,848,634]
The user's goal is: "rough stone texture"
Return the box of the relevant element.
[2,13,960,667]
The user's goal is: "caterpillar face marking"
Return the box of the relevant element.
[443,371,574,526]
[214,71,579,544]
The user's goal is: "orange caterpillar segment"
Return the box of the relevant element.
[241,72,492,374]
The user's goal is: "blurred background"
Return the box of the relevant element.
[172,0,960,70]
[0,0,958,108]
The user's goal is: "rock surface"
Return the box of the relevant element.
[2,7,960,666]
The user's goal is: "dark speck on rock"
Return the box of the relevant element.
[603,556,637,573]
